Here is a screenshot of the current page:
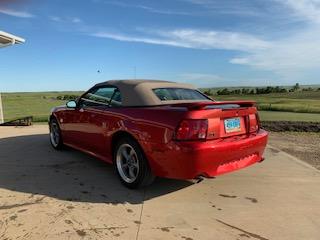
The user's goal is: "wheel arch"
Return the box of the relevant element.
[111,131,140,157]
[49,113,63,137]
[49,114,56,122]
[49,112,61,123]
[110,130,152,168]
[111,130,156,187]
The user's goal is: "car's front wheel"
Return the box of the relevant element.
[114,137,155,189]
[49,118,64,150]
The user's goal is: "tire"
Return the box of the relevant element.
[114,137,155,189]
[49,118,64,150]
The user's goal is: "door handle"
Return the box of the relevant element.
[79,108,84,113]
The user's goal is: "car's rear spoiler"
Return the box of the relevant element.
[169,101,256,110]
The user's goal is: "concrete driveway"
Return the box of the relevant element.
[0,126,319,240]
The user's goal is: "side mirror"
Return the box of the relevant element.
[66,100,77,108]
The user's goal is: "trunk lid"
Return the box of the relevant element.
[171,101,259,140]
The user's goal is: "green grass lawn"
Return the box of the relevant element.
[2,91,320,122]
[2,92,82,122]
[214,91,320,114]
[259,111,320,122]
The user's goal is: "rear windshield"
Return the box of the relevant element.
[153,88,210,101]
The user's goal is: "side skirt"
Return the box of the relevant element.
[64,142,113,164]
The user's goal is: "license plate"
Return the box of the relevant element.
[224,117,241,133]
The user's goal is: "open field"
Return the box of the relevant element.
[214,91,320,113]
[259,111,320,122]
[2,92,83,122]
[1,91,320,122]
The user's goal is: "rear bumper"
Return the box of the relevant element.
[144,129,268,179]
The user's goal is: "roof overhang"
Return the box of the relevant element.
[0,31,25,48]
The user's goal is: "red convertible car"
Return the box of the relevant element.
[49,80,268,188]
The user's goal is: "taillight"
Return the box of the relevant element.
[255,113,261,130]
[248,113,260,132]
[176,119,208,140]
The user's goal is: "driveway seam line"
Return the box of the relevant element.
[135,189,145,240]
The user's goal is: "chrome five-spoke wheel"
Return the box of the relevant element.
[49,118,63,149]
[116,144,140,183]
[114,137,155,188]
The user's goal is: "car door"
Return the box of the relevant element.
[59,101,88,148]
[60,90,98,150]
[75,86,122,156]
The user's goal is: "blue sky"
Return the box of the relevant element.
[0,0,320,92]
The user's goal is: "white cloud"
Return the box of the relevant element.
[229,58,249,65]
[230,28,320,73]
[71,17,82,23]
[50,16,61,22]
[92,32,189,48]
[180,0,266,16]
[0,8,34,18]
[50,16,82,24]
[230,0,320,75]
[137,5,191,15]
[101,1,192,15]
[92,28,270,52]
[90,0,320,79]
[164,29,270,51]
[278,0,320,23]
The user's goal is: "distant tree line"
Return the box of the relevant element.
[56,95,79,101]
[203,83,320,96]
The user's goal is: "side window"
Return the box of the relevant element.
[110,89,122,107]
[80,86,122,108]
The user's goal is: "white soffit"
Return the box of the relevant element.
[0,30,25,48]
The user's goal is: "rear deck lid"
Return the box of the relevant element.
[171,101,259,139]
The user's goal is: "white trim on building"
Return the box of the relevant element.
[0,31,25,123]
[0,30,25,48]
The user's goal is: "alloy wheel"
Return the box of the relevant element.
[116,143,140,183]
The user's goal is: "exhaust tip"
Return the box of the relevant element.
[194,175,215,183]
[195,176,205,183]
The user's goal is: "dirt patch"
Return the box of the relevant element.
[17,209,27,213]
[219,194,237,198]
[181,236,194,240]
[65,220,72,225]
[157,227,174,232]
[245,197,258,203]
[262,121,320,132]
[76,229,86,237]
[10,215,17,221]
[269,132,320,170]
